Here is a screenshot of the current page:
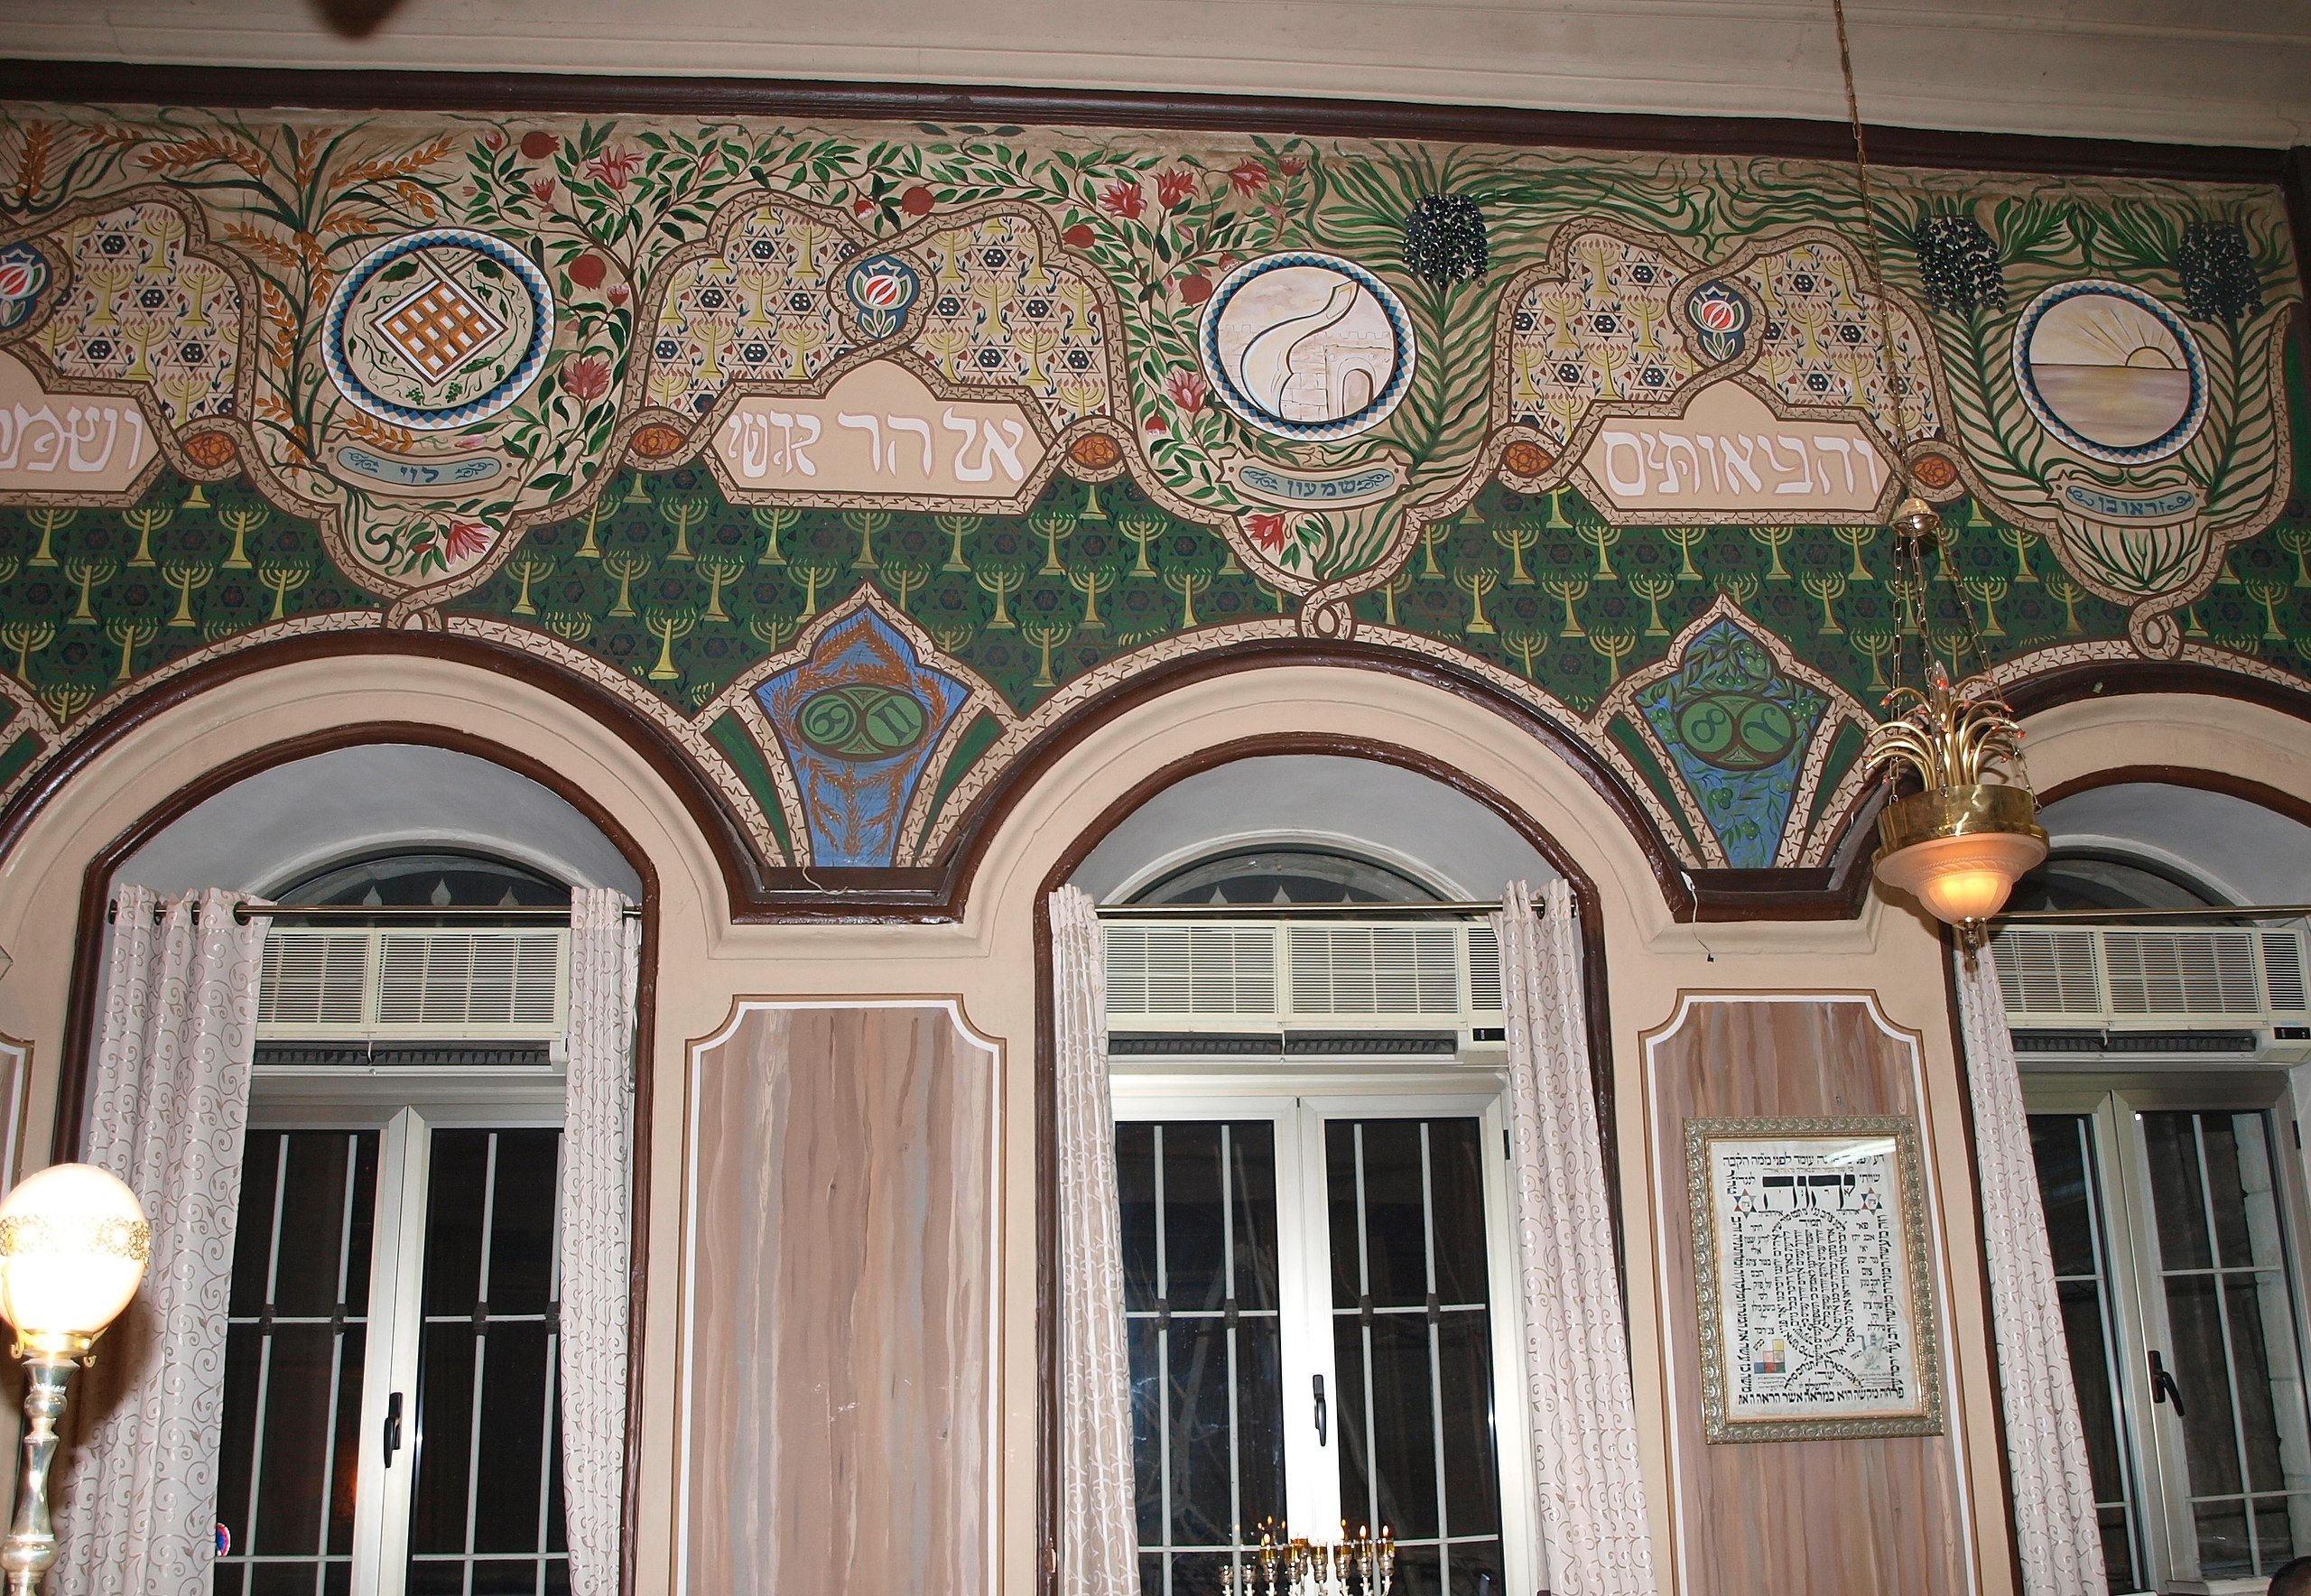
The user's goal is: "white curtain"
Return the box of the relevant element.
[59,885,268,1596]
[1494,879,1657,1596]
[1050,886,1138,1596]
[560,887,643,1596]
[1954,943,2109,1596]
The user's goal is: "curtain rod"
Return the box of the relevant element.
[107,902,640,925]
[1991,905,2311,924]
[1096,901,1501,919]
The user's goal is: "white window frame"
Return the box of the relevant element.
[1113,1062,1542,1596]
[242,1065,567,1596]
[2026,1067,2311,1594]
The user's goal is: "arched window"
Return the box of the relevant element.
[1083,756,1555,1596]
[276,848,571,910]
[2007,849,2223,913]
[1129,845,1442,906]
[121,744,644,1596]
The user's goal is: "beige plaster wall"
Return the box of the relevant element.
[9,661,2306,1592]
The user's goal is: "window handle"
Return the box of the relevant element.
[383,1391,404,1464]
[2149,1350,2186,1417]
[1313,1375,1327,1446]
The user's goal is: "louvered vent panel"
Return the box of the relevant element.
[1288,926,1460,1016]
[2102,931,2260,1016]
[1991,928,2102,1016]
[257,932,370,1027]
[1102,926,1275,1018]
[2262,933,2309,1013]
[376,933,562,1028]
[1466,925,1503,1014]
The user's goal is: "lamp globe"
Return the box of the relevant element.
[0,1165,149,1348]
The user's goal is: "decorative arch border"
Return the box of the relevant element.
[13,636,2311,932]
[42,714,665,1596]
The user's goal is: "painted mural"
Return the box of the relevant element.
[0,105,2302,886]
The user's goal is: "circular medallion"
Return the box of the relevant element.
[797,685,928,760]
[1198,252,1414,441]
[1674,692,1800,772]
[2012,279,2205,465]
[323,228,553,431]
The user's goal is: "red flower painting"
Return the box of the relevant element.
[560,356,611,402]
[1245,513,1290,554]
[1100,180,1146,219]
[528,177,556,207]
[1164,369,1208,415]
[583,148,644,191]
[1228,160,1269,197]
[441,519,491,562]
[1278,154,1306,177]
[1156,169,1196,210]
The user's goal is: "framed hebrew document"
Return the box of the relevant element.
[1685,1116,1942,1443]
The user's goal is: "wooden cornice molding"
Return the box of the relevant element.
[0,58,2289,184]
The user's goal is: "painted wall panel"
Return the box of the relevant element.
[681,1001,1001,1596]
[1643,995,1975,1596]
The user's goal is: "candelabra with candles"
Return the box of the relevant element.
[1220,1521,1394,1596]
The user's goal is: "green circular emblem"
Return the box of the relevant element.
[797,685,928,760]
[1675,693,1798,772]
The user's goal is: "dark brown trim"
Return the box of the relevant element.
[0,628,774,917]
[49,721,662,1596]
[12,636,2311,938]
[933,638,1702,923]
[2006,657,2311,727]
[2038,764,2311,832]
[0,59,2289,183]
[1939,930,2026,1596]
[0,629,1714,923]
[1028,732,1622,1595]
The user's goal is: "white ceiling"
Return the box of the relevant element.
[14,1,2309,148]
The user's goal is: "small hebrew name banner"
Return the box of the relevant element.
[712,359,1048,501]
[1686,1115,1943,1442]
[0,351,156,494]
[1578,381,1889,521]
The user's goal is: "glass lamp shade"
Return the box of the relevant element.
[1873,782,2049,929]
[0,1164,150,1342]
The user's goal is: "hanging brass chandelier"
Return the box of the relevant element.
[1831,0,2046,939]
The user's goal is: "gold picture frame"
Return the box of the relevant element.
[1686,1115,1943,1443]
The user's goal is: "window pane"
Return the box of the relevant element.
[2142,1112,2213,1270]
[216,1129,378,1595]
[2141,1110,2311,1580]
[1118,1119,1285,1596]
[2029,1116,2100,1281]
[1326,1118,1503,1570]
[408,1127,569,1593]
[1120,1123,1161,1314]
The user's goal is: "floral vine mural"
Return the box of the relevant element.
[0,103,2301,885]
